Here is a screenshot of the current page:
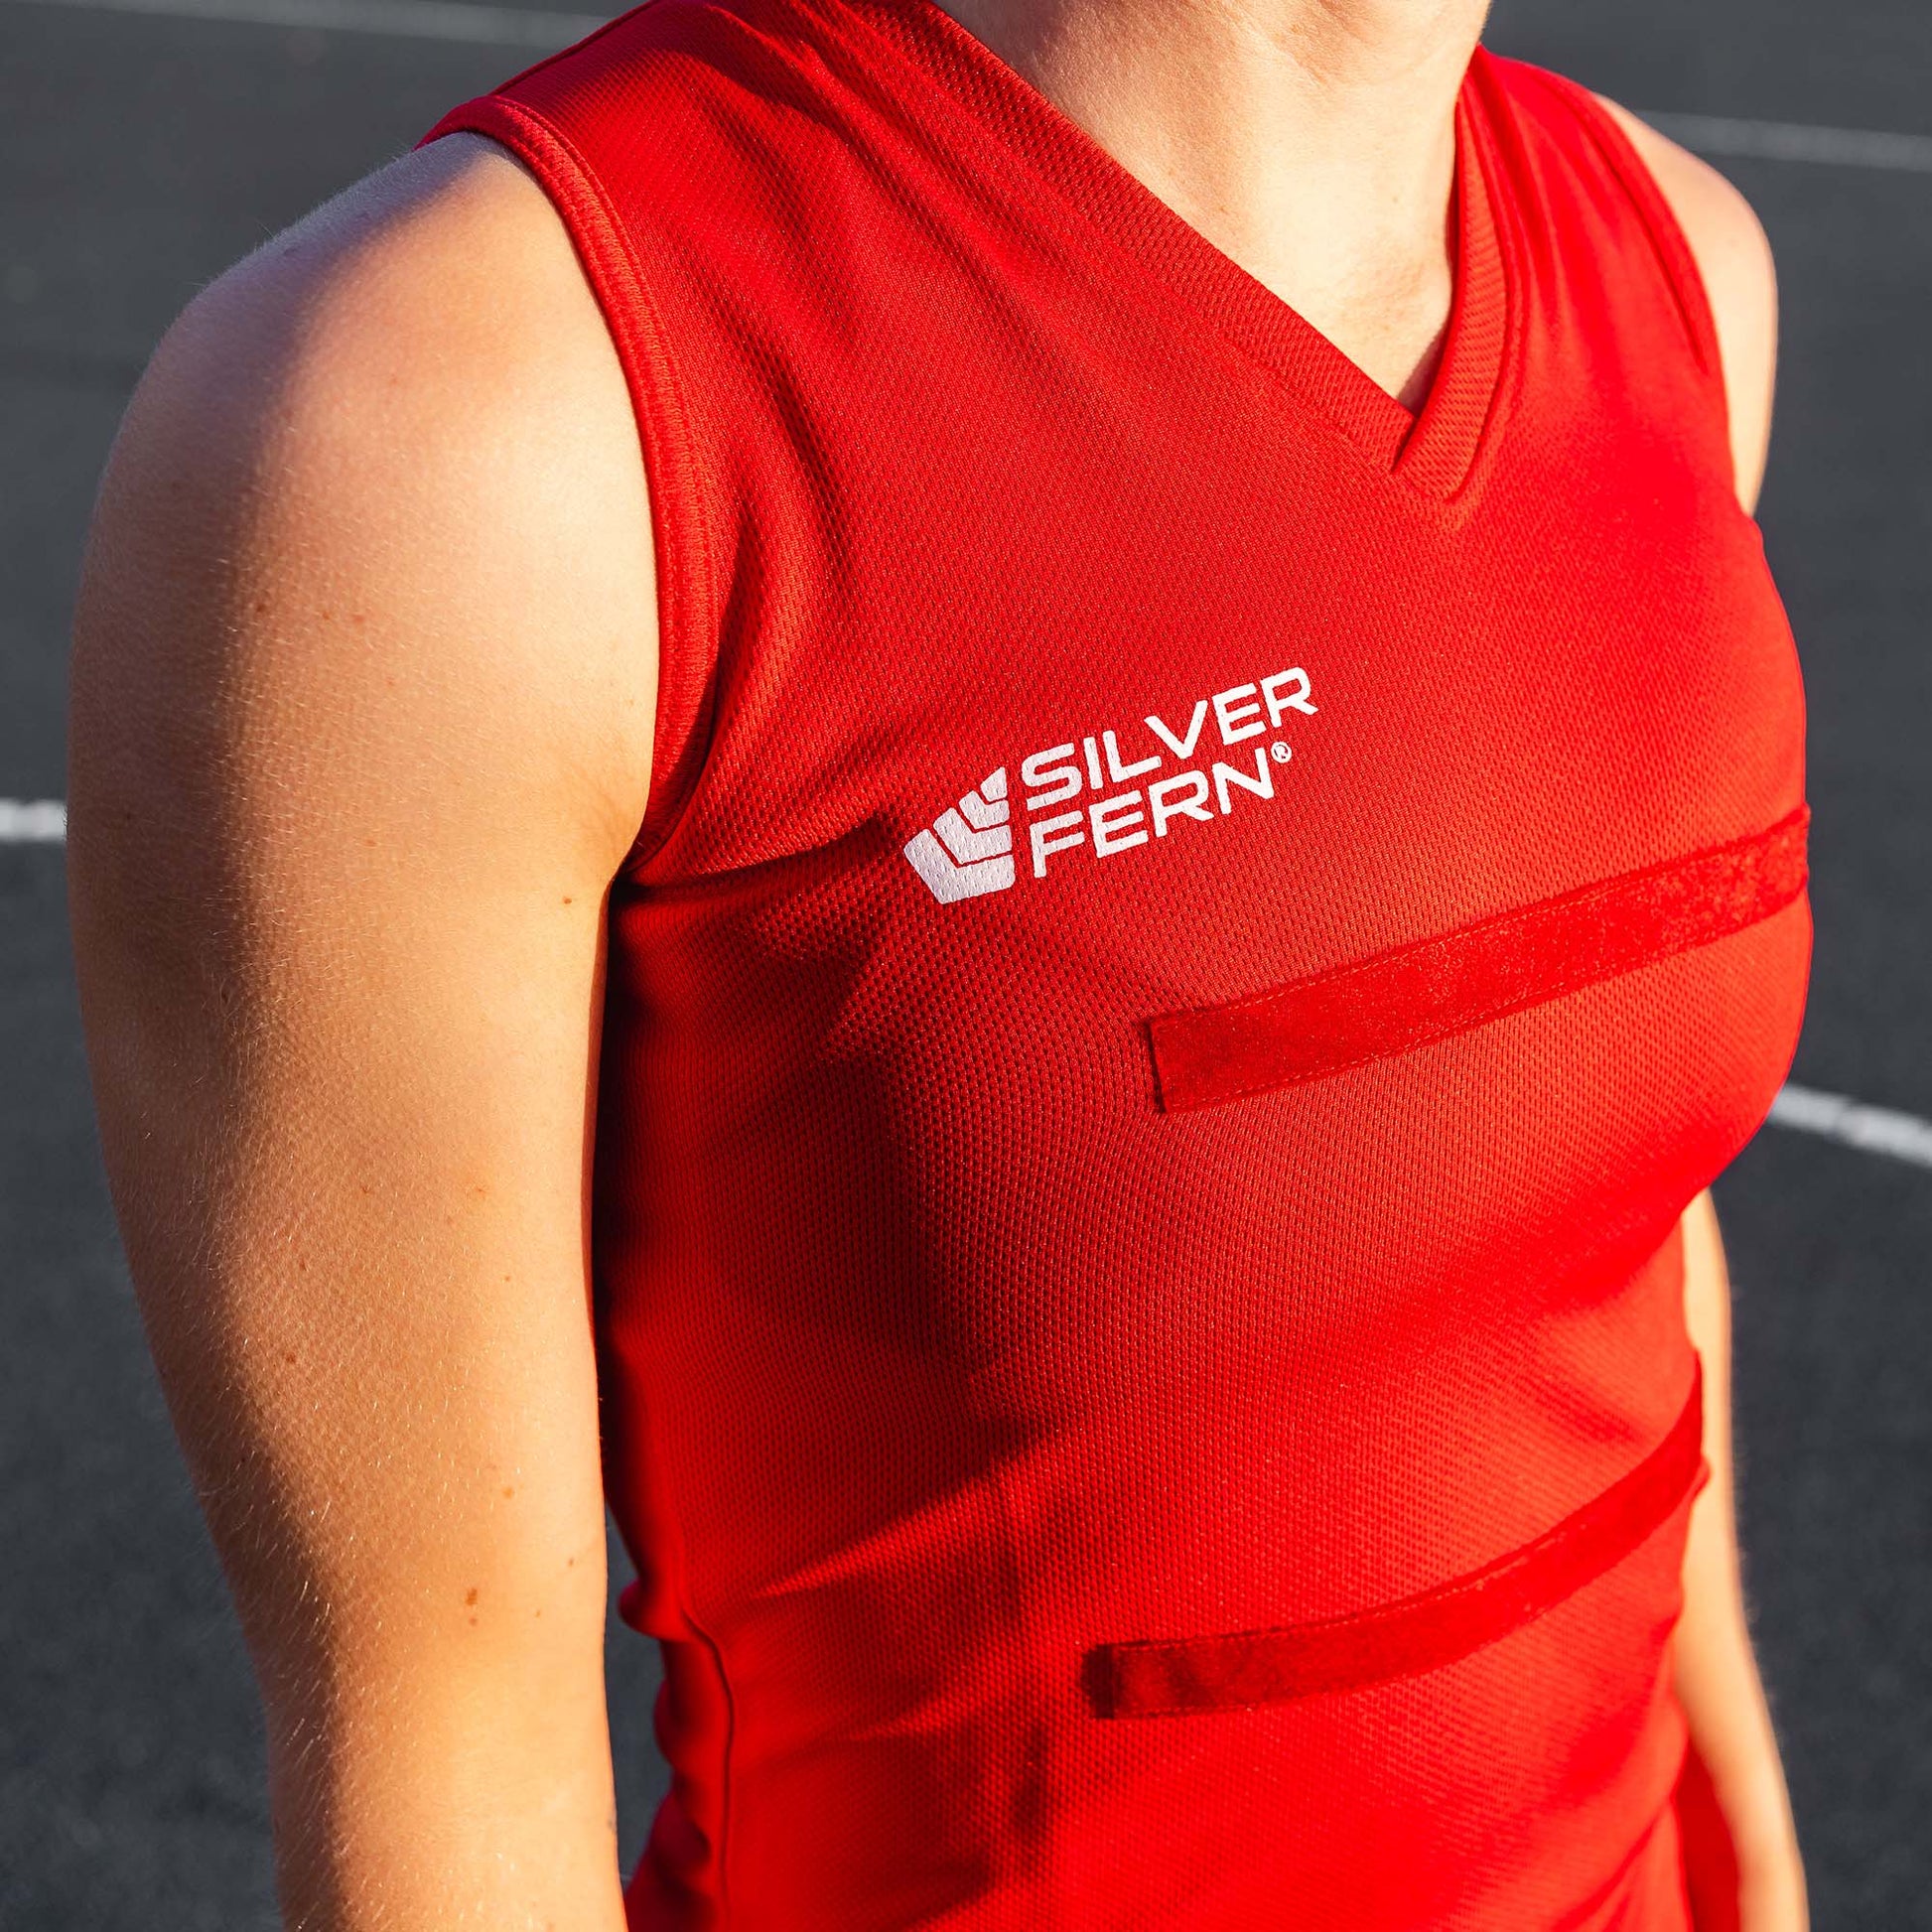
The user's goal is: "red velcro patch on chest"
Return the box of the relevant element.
[1147,807,1809,1113]
[1088,1365,1708,1718]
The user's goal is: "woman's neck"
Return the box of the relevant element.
[931,0,1492,406]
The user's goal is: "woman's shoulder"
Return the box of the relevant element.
[95,130,659,869]
[1589,95,1779,509]
[1478,52,1778,507]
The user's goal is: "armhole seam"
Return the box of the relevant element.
[419,96,719,880]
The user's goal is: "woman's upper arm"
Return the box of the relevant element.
[68,133,654,1924]
[1594,96,1780,515]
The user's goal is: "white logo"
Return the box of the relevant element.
[901,766,1016,902]
[902,668,1316,904]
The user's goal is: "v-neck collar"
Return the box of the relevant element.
[805,0,1513,502]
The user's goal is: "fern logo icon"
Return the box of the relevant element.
[902,768,1016,903]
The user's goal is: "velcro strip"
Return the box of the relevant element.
[1148,807,1809,1113]
[1089,1367,1707,1718]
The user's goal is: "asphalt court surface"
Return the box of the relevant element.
[2,0,1928,1924]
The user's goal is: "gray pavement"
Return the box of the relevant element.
[2,1,1928,1924]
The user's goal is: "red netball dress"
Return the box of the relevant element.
[428,8,1809,1926]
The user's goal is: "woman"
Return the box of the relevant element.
[69,0,1810,1924]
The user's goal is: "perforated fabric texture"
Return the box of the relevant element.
[423,11,1810,1926]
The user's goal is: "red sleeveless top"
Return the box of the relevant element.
[428,9,1809,1926]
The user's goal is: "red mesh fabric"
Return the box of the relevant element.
[1150,808,1808,1110]
[422,8,1810,1926]
[1096,1364,1707,1715]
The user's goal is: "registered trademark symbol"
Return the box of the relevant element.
[1270,740,1292,764]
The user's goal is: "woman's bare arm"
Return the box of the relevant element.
[69,134,655,1930]
[1678,1192,1808,1930]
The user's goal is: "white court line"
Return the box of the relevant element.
[1768,1083,1932,1172]
[8,0,1932,174]
[4,0,608,50]
[0,800,68,843]
[1642,111,1932,174]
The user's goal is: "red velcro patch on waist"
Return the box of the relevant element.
[1087,1366,1708,1718]
[1148,807,1809,1112]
